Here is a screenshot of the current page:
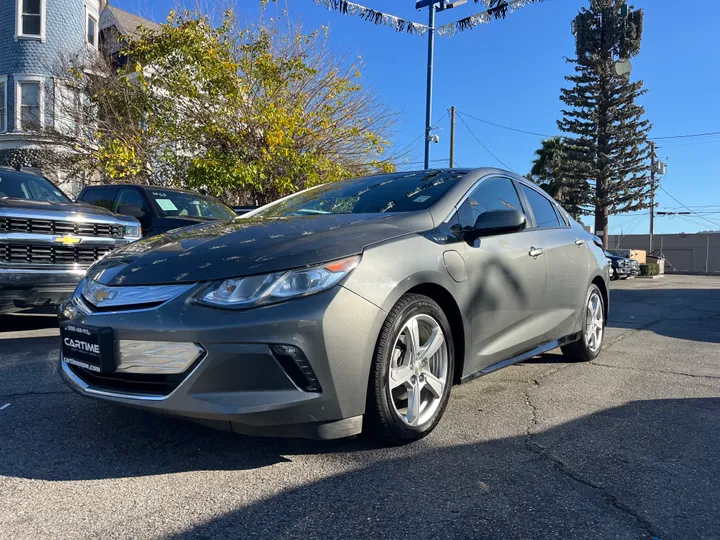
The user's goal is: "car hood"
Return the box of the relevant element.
[0,197,117,217]
[88,212,434,286]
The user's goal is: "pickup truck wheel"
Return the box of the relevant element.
[561,284,604,362]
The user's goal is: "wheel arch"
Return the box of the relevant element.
[405,283,467,385]
[590,274,609,324]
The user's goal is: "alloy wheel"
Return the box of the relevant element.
[585,292,604,353]
[388,314,449,427]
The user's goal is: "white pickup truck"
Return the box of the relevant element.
[0,167,140,314]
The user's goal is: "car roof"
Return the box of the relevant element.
[84,184,203,195]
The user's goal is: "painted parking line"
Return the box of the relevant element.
[1,403,10,410]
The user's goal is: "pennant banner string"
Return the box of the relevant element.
[311,0,543,38]
[437,0,541,37]
[312,0,429,35]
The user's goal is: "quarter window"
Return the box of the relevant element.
[519,184,563,229]
[455,177,524,231]
[18,82,41,131]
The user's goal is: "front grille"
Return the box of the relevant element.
[0,217,123,238]
[0,242,114,266]
[67,355,203,397]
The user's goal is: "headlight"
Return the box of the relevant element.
[197,255,361,309]
[124,224,141,240]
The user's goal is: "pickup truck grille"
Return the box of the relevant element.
[0,242,114,266]
[0,217,123,238]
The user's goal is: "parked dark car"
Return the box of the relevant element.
[77,184,236,237]
[232,206,258,216]
[605,251,640,280]
[0,168,140,314]
[59,168,609,444]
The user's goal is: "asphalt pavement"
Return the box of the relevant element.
[1,275,719,540]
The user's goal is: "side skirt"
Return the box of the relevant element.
[460,332,581,384]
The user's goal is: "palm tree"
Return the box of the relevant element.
[529,137,586,218]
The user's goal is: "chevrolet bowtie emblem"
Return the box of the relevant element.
[54,235,82,246]
[92,288,113,303]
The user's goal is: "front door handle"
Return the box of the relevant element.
[529,247,544,258]
[575,239,585,246]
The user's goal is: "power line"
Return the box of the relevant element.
[652,131,720,141]
[659,186,720,228]
[396,111,449,158]
[456,114,516,172]
[456,109,720,144]
[457,111,554,138]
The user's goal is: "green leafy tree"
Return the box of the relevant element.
[558,0,652,247]
[529,137,586,219]
[48,6,397,205]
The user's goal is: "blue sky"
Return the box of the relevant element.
[112,0,720,235]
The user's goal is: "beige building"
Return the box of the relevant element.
[607,233,720,275]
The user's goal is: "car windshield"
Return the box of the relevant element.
[148,189,236,220]
[254,171,465,218]
[0,170,70,203]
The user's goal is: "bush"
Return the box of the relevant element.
[639,263,660,276]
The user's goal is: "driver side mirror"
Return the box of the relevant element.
[467,209,527,241]
[116,204,146,219]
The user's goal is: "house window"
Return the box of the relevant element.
[87,13,98,48]
[16,0,46,41]
[0,78,7,133]
[18,81,42,131]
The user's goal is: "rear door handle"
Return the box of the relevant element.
[529,247,544,258]
[575,239,585,246]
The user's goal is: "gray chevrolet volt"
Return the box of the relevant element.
[59,169,609,444]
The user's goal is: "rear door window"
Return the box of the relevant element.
[455,176,524,231]
[80,187,117,211]
[519,184,563,229]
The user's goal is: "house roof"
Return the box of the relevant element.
[101,5,160,37]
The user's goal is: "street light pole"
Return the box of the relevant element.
[449,105,456,167]
[423,2,436,169]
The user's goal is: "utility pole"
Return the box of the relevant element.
[423,2,437,169]
[449,106,456,168]
[649,140,655,255]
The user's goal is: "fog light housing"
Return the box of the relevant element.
[116,341,204,374]
[270,344,321,393]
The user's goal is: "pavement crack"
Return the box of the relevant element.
[0,390,72,399]
[525,440,661,539]
[589,361,720,381]
[521,372,661,538]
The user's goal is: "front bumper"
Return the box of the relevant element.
[58,285,386,439]
[0,268,85,313]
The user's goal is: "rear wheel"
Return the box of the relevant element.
[561,284,605,362]
[366,294,454,444]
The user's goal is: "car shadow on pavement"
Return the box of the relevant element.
[171,398,718,540]
[2,397,718,540]
[0,314,58,333]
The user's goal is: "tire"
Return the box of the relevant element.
[561,284,605,362]
[612,269,619,281]
[620,276,629,280]
[366,293,454,445]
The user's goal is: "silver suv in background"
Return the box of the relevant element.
[0,168,141,314]
[59,168,609,444]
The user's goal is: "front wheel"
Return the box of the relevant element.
[366,294,454,445]
[561,284,605,362]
